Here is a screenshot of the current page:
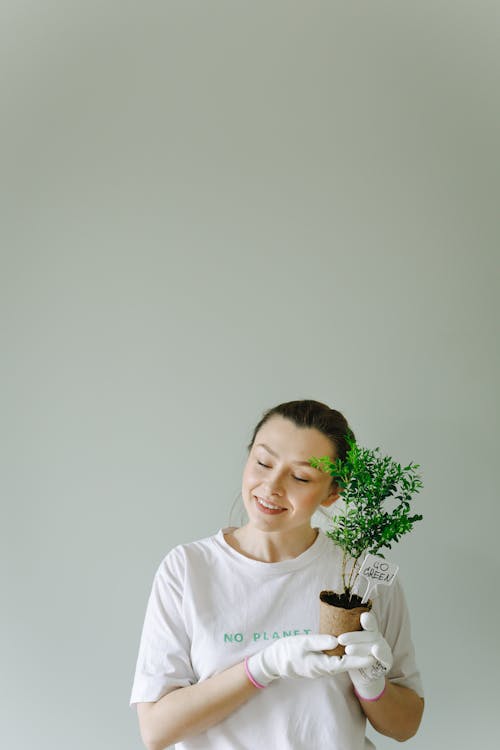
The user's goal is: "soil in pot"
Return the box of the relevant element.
[319,590,372,656]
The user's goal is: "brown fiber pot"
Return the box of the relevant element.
[319,591,372,656]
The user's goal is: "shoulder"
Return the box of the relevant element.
[153,529,224,582]
[315,529,343,561]
[372,572,415,642]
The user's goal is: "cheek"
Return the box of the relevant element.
[242,465,257,488]
[301,489,323,509]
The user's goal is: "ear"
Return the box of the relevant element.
[320,484,342,508]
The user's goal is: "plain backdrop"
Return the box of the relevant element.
[1,2,499,749]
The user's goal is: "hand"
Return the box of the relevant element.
[338,611,393,700]
[245,633,359,688]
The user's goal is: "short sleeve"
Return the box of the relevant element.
[375,576,424,698]
[129,549,196,707]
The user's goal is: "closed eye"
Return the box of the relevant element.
[257,460,309,482]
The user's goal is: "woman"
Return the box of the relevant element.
[130,400,424,749]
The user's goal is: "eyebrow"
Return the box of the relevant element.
[256,443,319,468]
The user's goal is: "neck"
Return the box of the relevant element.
[226,525,319,563]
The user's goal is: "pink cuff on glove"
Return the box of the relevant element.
[244,657,267,689]
[354,683,387,702]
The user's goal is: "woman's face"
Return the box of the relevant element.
[241,415,341,534]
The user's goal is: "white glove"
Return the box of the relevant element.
[338,611,393,700]
[245,634,359,688]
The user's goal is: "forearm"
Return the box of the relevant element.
[137,660,258,750]
[357,681,424,742]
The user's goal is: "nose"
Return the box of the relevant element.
[265,472,284,496]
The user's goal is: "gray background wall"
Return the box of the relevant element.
[2,2,499,748]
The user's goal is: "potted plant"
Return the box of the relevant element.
[309,434,423,655]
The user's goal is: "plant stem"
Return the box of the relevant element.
[341,551,348,593]
[350,565,362,598]
[346,557,360,601]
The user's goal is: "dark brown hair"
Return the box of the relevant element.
[247,399,356,467]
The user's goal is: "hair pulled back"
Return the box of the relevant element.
[247,399,356,465]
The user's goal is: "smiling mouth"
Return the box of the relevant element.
[254,496,287,514]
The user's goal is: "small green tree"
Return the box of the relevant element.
[309,434,423,603]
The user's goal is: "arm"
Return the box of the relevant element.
[357,681,424,742]
[137,660,258,750]
[136,632,343,750]
[338,611,424,742]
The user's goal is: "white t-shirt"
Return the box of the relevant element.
[130,528,424,750]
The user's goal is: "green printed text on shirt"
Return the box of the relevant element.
[223,628,312,644]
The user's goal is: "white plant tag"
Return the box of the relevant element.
[359,554,399,604]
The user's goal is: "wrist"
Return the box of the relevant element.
[244,655,274,689]
[351,674,387,701]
